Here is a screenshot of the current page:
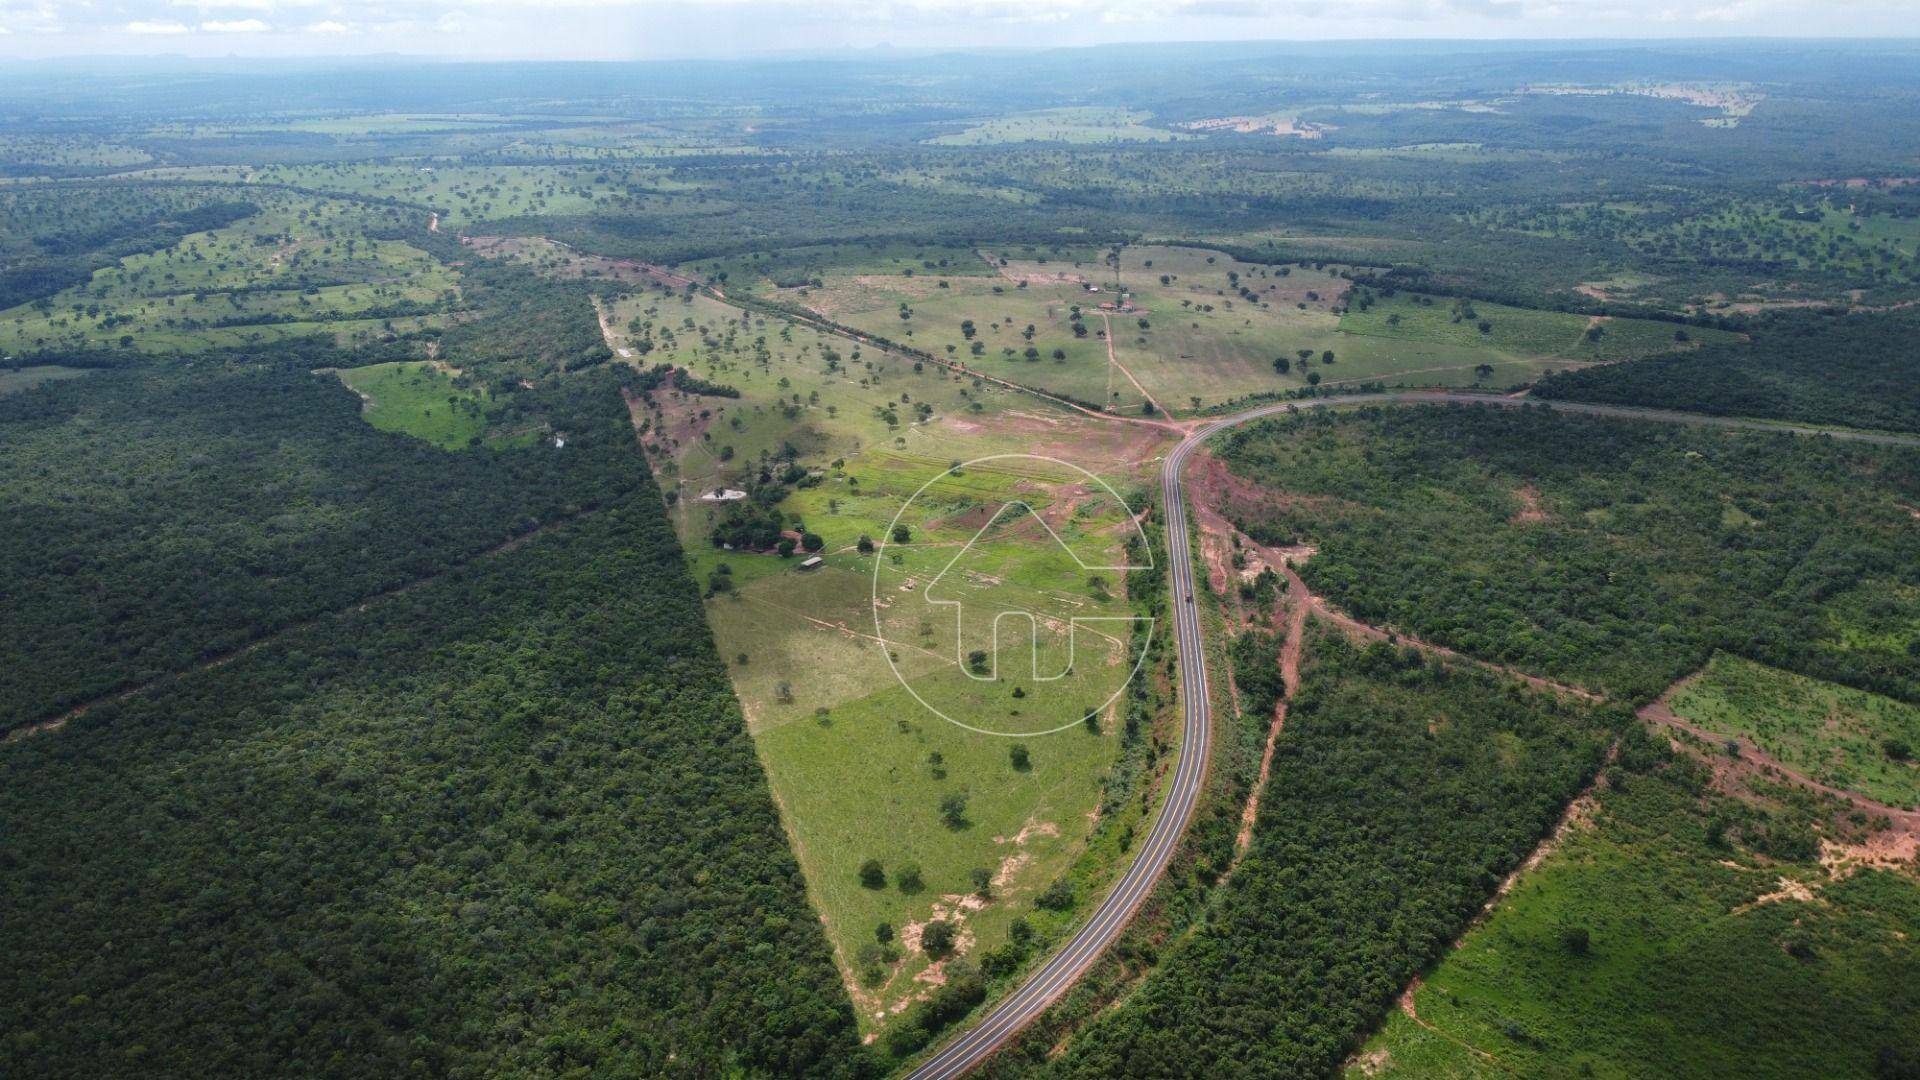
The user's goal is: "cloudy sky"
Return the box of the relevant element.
[0,0,1914,60]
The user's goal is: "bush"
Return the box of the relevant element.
[921,919,956,957]
[896,862,925,895]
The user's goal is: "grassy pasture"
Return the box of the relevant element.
[0,189,459,355]
[795,243,1705,415]
[592,274,1174,1028]
[755,669,1125,1029]
[926,108,1191,146]
[698,453,1154,1027]
[809,267,1141,412]
[0,365,92,395]
[123,162,653,229]
[684,241,995,293]
[335,361,496,450]
[1670,653,1920,808]
[606,287,1051,496]
[1341,289,1738,365]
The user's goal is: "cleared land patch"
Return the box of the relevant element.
[336,360,502,450]
[1667,653,1920,809]
[927,108,1190,146]
[585,267,1176,1034]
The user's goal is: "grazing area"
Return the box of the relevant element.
[0,188,458,356]
[335,360,504,448]
[577,252,1179,1037]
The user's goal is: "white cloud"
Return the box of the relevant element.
[304,19,350,31]
[0,25,12,34]
[125,19,191,33]
[202,17,271,30]
[171,0,278,9]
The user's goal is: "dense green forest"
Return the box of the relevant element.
[0,479,867,1078]
[1218,405,1920,703]
[0,363,647,731]
[1536,309,1920,435]
[1016,632,1620,1077]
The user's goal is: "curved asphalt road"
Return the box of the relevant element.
[907,392,1920,1080]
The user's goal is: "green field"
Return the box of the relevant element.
[1340,289,1737,365]
[587,269,1174,1030]
[927,108,1191,146]
[1669,653,1920,808]
[757,244,1734,417]
[683,241,997,292]
[1352,732,1920,1079]
[0,188,458,356]
[120,162,657,229]
[0,365,91,395]
[335,361,497,449]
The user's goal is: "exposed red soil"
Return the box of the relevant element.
[1234,575,1310,852]
[1184,448,1356,529]
[1509,484,1549,525]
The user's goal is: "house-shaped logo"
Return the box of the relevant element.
[872,453,1156,737]
[922,499,1150,682]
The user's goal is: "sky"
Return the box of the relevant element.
[0,0,1916,60]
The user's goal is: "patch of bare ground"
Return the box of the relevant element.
[1194,503,1239,598]
[623,382,716,476]
[1232,573,1310,856]
[990,817,1060,892]
[1183,115,1335,139]
[852,274,950,298]
[1509,483,1548,525]
[975,408,1176,471]
[1185,446,1357,528]
[1732,876,1823,915]
[1352,1048,1392,1075]
[1821,830,1920,879]
[986,257,1088,288]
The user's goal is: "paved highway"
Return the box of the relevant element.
[907,392,1920,1080]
